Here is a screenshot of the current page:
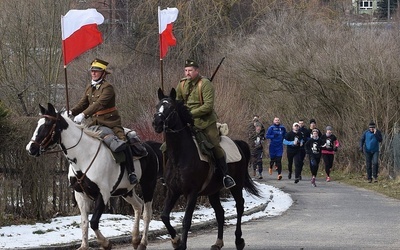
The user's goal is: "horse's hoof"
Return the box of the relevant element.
[102,241,112,250]
[137,244,147,250]
[132,236,141,249]
[235,238,245,250]
[171,236,181,249]
[211,244,222,250]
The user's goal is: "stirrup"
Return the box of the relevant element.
[223,175,236,189]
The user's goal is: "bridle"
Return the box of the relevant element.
[156,101,187,134]
[30,113,83,155]
[30,110,103,200]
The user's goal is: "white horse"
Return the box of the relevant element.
[26,103,159,250]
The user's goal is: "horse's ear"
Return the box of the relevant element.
[170,88,176,100]
[157,88,165,100]
[39,104,46,115]
[47,103,56,115]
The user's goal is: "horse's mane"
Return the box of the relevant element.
[83,128,102,139]
[60,111,102,139]
[175,99,194,127]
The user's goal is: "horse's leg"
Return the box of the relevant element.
[160,191,181,249]
[75,191,91,250]
[230,186,245,250]
[139,201,153,250]
[90,195,111,250]
[179,193,199,250]
[208,192,225,250]
[135,172,157,250]
[122,192,144,249]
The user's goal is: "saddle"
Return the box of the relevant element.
[87,126,148,162]
[193,129,242,163]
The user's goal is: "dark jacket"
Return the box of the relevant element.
[305,137,324,159]
[321,134,339,154]
[283,130,304,154]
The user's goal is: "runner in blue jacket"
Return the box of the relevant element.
[265,117,286,180]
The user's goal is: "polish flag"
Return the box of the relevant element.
[61,9,104,66]
[158,7,179,59]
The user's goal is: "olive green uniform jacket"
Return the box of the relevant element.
[176,76,217,130]
[176,75,224,159]
[71,80,125,139]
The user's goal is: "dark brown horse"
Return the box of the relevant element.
[152,88,262,250]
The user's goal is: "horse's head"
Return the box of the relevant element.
[152,88,194,134]
[26,103,69,156]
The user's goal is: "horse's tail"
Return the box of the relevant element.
[144,140,164,179]
[234,139,263,198]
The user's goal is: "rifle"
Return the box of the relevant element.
[210,57,225,81]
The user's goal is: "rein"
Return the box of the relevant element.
[161,110,188,133]
[74,140,103,200]
[30,114,84,155]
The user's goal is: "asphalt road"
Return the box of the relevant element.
[115,171,400,250]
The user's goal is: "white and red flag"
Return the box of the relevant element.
[158,7,179,59]
[61,9,104,66]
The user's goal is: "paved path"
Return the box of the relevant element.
[116,171,400,249]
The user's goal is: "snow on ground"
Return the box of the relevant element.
[0,182,292,249]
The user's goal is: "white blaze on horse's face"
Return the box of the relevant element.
[158,104,165,114]
[26,117,45,152]
[158,100,170,115]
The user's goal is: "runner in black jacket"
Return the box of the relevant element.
[283,122,305,182]
[305,129,324,187]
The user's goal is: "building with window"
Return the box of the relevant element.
[352,0,383,15]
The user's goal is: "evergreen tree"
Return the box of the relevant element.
[378,0,399,19]
[0,100,10,145]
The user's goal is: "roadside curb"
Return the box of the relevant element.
[17,202,270,250]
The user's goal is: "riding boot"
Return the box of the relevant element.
[216,157,236,189]
[126,131,148,157]
[124,146,138,185]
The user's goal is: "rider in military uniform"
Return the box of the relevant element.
[176,59,236,189]
[70,58,138,185]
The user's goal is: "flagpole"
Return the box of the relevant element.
[64,66,70,113]
[158,6,167,184]
[61,15,70,113]
[160,59,164,92]
[158,6,164,92]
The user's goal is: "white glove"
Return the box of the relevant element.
[68,110,73,116]
[74,113,85,123]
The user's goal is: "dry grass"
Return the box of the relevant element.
[330,170,400,200]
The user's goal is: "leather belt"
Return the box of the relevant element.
[94,107,116,116]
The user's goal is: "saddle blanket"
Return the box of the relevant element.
[194,135,242,163]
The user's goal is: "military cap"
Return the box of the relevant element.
[90,58,111,73]
[185,59,199,68]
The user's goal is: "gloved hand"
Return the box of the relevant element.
[68,110,73,116]
[74,113,85,123]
